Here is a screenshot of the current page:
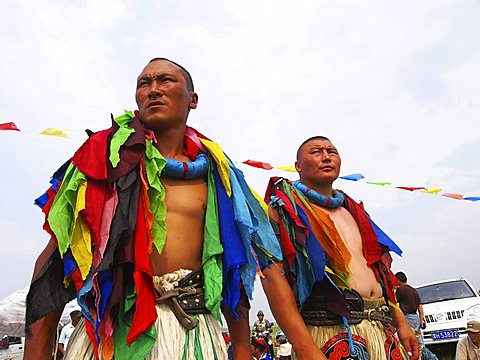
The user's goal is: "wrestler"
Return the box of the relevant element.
[24,58,282,359]
[263,136,419,360]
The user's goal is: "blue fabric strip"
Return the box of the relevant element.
[77,272,96,335]
[34,160,71,208]
[293,250,315,306]
[368,218,402,256]
[228,164,282,299]
[34,192,50,209]
[63,250,77,277]
[96,270,113,324]
[296,206,326,281]
[212,164,247,317]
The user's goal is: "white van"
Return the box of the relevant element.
[416,278,480,345]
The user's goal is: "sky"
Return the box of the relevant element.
[1,0,479,324]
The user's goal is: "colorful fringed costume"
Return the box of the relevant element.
[265,177,407,360]
[26,111,282,360]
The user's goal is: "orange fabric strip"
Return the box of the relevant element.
[292,191,351,278]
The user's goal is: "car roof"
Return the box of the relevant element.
[415,278,469,288]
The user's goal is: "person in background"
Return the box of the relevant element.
[253,310,273,336]
[275,330,292,360]
[58,310,82,357]
[265,136,419,359]
[395,271,437,360]
[251,337,273,360]
[455,320,480,360]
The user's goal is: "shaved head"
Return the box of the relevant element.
[296,136,331,160]
[147,58,194,91]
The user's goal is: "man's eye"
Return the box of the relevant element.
[138,81,149,87]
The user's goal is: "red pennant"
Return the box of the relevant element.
[0,122,20,131]
[395,186,426,191]
[243,159,273,170]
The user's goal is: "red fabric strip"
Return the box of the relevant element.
[72,129,111,180]
[344,196,382,267]
[182,162,188,179]
[82,179,108,265]
[278,219,296,269]
[126,176,157,345]
[85,317,100,360]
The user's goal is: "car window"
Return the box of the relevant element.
[416,280,476,304]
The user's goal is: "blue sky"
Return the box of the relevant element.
[1,0,479,322]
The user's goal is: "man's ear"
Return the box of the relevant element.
[189,92,198,109]
[295,161,301,173]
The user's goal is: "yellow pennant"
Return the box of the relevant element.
[39,128,69,138]
[276,165,296,172]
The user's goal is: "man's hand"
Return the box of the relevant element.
[396,321,420,360]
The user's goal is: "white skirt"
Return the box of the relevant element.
[65,270,227,360]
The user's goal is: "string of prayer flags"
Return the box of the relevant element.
[1,126,479,203]
[0,122,20,131]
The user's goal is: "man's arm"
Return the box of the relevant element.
[58,343,66,357]
[418,304,425,328]
[24,238,63,360]
[261,262,327,360]
[222,302,251,360]
[391,305,420,360]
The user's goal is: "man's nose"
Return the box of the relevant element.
[148,80,163,98]
[321,150,331,161]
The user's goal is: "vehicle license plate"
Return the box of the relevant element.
[431,330,459,341]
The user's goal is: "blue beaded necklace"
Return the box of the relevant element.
[292,180,345,208]
[162,153,209,179]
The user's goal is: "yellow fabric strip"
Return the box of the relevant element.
[70,181,92,280]
[199,138,231,197]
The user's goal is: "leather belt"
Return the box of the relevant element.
[155,270,208,330]
[300,285,392,326]
[302,306,392,326]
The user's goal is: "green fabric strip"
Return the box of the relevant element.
[193,316,204,360]
[113,281,157,359]
[182,329,189,360]
[205,316,218,360]
[109,110,136,168]
[48,163,87,256]
[202,163,224,320]
[144,140,167,254]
